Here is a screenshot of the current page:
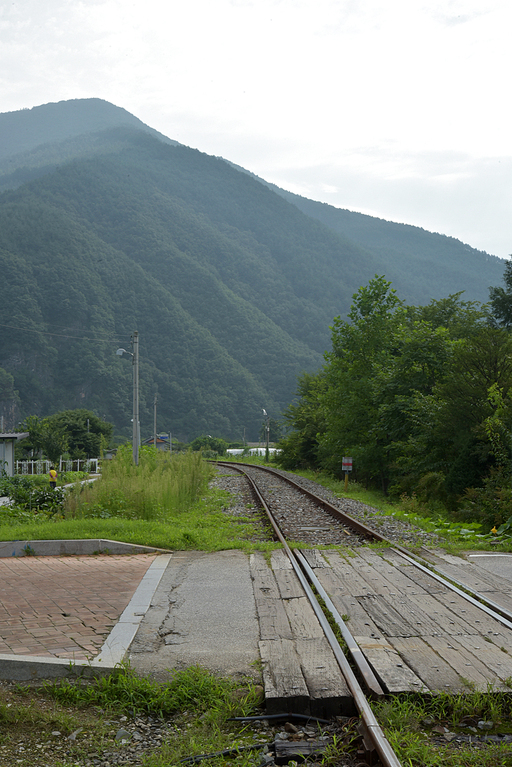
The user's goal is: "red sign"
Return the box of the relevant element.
[342,457,353,472]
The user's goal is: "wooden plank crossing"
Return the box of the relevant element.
[250,547,512,708]
[306,548,512,693]
[249,552,352,716]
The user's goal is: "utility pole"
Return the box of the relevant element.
[116,332,140,466]
[153,393,157,451]
[262,408,270,462]
[133,331,139,466]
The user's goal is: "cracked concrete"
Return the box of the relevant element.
[128,550,261,682]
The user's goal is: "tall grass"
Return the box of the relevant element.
[64,446,212,522]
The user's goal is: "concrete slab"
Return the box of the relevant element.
[0,539,169,557]
[0,553,171,680]
[128,550,261,683]
[468,553,512,585]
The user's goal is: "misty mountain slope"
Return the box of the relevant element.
[272,188,504,306]
[0,98,177,163]
[0,98,505,441]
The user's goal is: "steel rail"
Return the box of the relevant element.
[217,462,512,629]
[216,461,388,541]
[294,549,385,698]
[392,548,512,632]
[224,461,403,767]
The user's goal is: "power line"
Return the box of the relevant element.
[0,321,124,343]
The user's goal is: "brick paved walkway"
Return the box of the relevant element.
[0,554,156,660]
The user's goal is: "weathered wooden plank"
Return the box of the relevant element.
[295,637,353,716]
[259,638,310,714]
[345,552,421,599]
[283,596,324,639]
[385,553,450,595]
[390,636,468,692]
[322,550,377,596]
[435,565,505,594]
[357,594,421,637]
[420,550,507,593]
[350,558,392,592]
[271,549,294,570]
[273,569,307,600]
[379,593,455,636]
[406,592,478,636]
[321,590,381,637]
[480,591,512,614]
[255,597,293,641]
[434,591,506,636]
[423,634,508,691]
[250,553,293,640]
[299,549,330,569]
[480,631,512,657]
[354,635,427,693]
[271,552,307,600]
[357,549,429,596]
[250,552,281,600]
[455,633,512,683]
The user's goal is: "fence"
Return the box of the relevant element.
[15,458,100,475]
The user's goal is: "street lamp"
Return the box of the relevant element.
[116,330,139,465]
[262,408,270,461]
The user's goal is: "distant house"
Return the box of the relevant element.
[0,432,29,476]
[142,434,172,451]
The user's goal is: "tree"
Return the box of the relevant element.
[47,410,113,459]
[318,276,408,488]
[277,371,326,470]
[18,409,112,461]
[489,259,512,328]
[190,435,228,456]
[18,415,68,463]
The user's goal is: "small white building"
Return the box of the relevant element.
[0,432,29,477]
[226,447,280,457]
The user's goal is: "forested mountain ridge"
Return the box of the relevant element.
[267,186,502,308]
[0,98,177,163]
[0,99,506,443]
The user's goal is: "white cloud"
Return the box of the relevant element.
[0,0,511,256]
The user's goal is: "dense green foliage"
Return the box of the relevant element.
[65,445,211,521]
[0,99,506,443]
[16,409,112,461]
[278,274,512,526]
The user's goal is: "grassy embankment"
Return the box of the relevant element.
[3,451,512,766]
[224,454,509,553]
[0,447,277,553]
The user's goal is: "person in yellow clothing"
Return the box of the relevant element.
[49,466,58,489]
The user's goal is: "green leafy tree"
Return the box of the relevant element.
[318,276,408,488]
[190,435,228,456]
[47,410,113,459]
[489,259,512,328]
[19,409,112,461]
[277,371,326,469]
[279,277,495,505]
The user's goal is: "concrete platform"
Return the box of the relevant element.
[0,549,171,680]
[0,546,262,684]
[128,549,261,683]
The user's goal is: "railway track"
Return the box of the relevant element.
[214,461,512,767]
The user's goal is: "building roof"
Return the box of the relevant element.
[0,432,29,440]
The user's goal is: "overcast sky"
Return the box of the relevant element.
[1,0,511,259]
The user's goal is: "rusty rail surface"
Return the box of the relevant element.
[217,460,403,767]
[216,461,512,627]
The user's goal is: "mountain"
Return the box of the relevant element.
[0,99,505,442]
